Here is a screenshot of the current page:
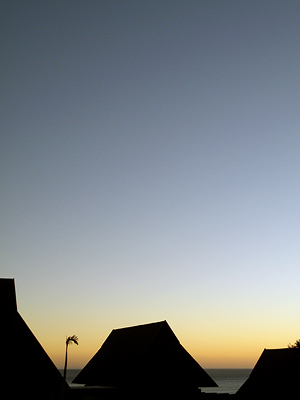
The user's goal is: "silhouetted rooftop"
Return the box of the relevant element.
[73,320,217,391]
[236,347,300,398]
[0,278,65,400]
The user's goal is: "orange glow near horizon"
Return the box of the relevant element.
[17,277,300,371]
[28,313,297,370]
[43,337,261,370]
[45,338,261,370]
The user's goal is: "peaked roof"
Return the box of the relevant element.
[0,278,65,400]
[236,348,300,398]
[73,320,217,389]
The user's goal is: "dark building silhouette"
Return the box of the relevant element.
[236,347,300,398]
[0,278,65,400]
[73,320,217,397]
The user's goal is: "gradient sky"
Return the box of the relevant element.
[1,1,300,369]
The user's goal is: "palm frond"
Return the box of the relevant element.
[288,339,300,349]
[66,335,79,346]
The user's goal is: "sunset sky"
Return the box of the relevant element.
[2,1,300,369]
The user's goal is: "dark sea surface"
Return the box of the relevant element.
[203,369,251,394]
[60,369,251,395]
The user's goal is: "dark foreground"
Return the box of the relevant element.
[65,387,233,399]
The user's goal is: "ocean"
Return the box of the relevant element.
[202,369,251,394]
[61,369,251,395]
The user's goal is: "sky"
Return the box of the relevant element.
[1,1,300,369]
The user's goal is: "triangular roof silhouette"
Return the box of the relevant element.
[73,320,217,391]
[0,278,65,400]
[236,347,300,398]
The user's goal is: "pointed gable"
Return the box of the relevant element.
[73,320,217,390]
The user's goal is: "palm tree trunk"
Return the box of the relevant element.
[63,342,68,382]
[61,342,68,400]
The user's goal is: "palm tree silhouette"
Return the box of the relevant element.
[63,335,79,382]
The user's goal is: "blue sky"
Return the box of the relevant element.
[1,1,300,368]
